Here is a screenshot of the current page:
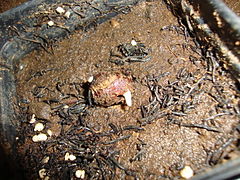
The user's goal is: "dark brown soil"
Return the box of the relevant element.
[0,0,27,13]
[15,1,240,179]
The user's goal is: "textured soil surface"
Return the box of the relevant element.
[0,0,27,13]
[224,0,240,15]
[15,1,240,179]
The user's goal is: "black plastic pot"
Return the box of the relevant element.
[0,0,239,179]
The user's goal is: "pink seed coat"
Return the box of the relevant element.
[90,72,132,106]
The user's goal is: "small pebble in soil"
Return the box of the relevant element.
[47,129,53,137]
[47,21,54,27]
[87,76,94,83]
[64,11,71,18]
[65,152,76,161]
[63,105,69,109]
[180,165,194,179]
[56,7,65,14]
[32,133,48,142]
[131,39,138,46]
[29,114,36,124]
[75,170,85,179]
[41,156,50,164]
[89,71,132,107]
[34,122,44,131]
[19,64,24,70]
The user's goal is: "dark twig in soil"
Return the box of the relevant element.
[171,120,222,133]
[184,75,205,99]
[130,149,146,162]
[206,91,229,107]
[109,123,119,134]
[167,45,178,58]
[70,6,86,18]
[17,36,51,54]
[109,41,151,65]
[0,62,12,71]
[102,135,131,145]
[108,156,138,179]
[138,111,168,126]
[203,112,232,121]
[122,125,144,132]
[27,68,56,81]
[160,24,186,36]
[171,111,187,116]
[207,137,237,165]
[205,51,220,83]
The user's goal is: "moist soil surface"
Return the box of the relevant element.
[0,0,28,13]
[224,0,240,15]
[15,1,240,179]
